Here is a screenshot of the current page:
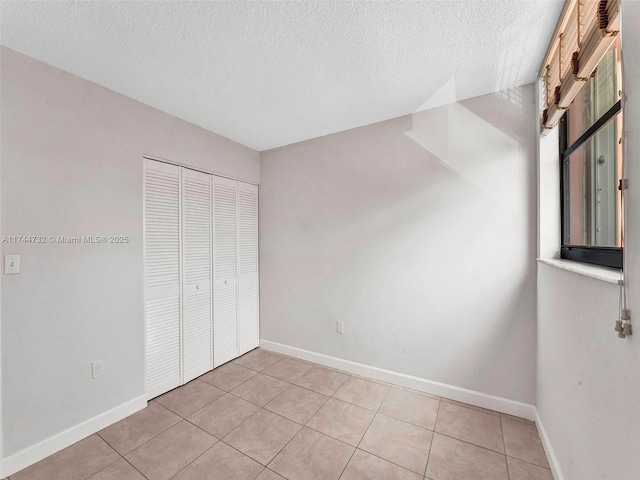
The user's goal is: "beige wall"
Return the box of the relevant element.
[0,47,259,457]
[259,85,538,404]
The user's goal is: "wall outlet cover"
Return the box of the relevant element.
[92,360,104,378]
[4,254,20,274]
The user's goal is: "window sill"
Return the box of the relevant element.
[537,258,621,285]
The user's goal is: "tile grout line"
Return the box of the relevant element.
[226,385,287,409]
[500,416,553,470]
[202,368,257,391]
[165,440,220,480]
[434,431,511,457]
[80,431,152,480]
[228,366,376,412]
[79,454,122,480]
[343,448,426,479]
[500,413,510,480]
[424,397,442,478]
[291,370,396,412]
[261,418,303,472]
[126,418,217,480]
[338,385,437,478]
[428,425,556,476]
[154,381,226,419]
[431,403,513,455]
[435,421,507,454]
[214,401,267,444]
[258,357,315,383]
[121,454,152,480]
[249,387,329,429]
[352,399,513,476]
[100,401,216,480]
[218,439,275,473]
[160,356,275,479]
[290,378,349,399]
[336,446,357,480]
[231,354,283,375]
[250,368,380,476]
[439,397,501,417]
[505,454,553,471]
[260,391,368,467]
[96,402,182,459]
[185,391,238,422]
[213,352,307,473]
[263,383,332,423]
[261,368,312,384]
[218,392,346,469]
[338,384,393,479]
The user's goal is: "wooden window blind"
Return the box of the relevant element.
[540,0,620,131]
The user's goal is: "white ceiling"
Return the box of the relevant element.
[1,1,562,151]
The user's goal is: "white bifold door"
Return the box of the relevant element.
[212,177,239,366]
[181,168,213,383]
[144,159,258,399]
[213,177,259,367]
[144,160,182,399]
[236,181,260,357]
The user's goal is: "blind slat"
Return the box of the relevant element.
[540,0,619,131]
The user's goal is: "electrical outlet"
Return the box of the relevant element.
[92,360,104,379]
[337,321,344,334]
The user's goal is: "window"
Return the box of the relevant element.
[559,40,623,269]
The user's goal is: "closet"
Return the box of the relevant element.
[144,159,259,399]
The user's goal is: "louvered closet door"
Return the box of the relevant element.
[182,169,213,383]
[144,160,181,399]
[213,176,238,366]
[237,182,259,355]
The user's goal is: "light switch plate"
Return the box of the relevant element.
[4,255,20,274]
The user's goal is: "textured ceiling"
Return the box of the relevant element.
[1,1,562,151]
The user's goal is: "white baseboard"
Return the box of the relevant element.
[535,410,564,480]
[260,340,537,421]
[0,395,147,478]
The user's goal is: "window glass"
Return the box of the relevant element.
[563,114,622,248]
[568,39,621,145]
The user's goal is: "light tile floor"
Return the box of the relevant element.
[8,348,553,480]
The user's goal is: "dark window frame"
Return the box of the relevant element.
[559,100,623,270]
